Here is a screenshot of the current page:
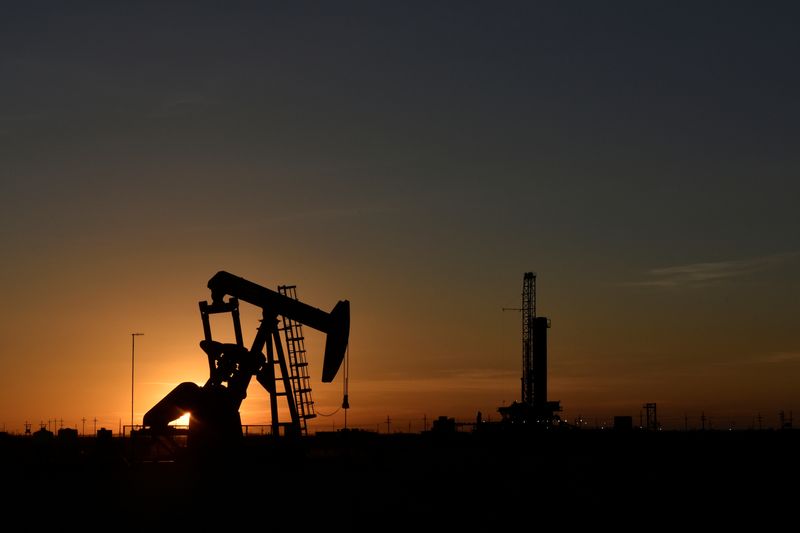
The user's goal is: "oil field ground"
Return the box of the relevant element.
[1,429,796,527]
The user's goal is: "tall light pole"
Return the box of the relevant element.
[131,332,144,431]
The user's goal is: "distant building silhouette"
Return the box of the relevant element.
[57,428,78,440]
[33,427,53,441]
[614,416,633,431]
[431,416,456,433]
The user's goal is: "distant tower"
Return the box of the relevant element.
[643,403,658,431]
[520,273,550,410]
[521,272,535,405]
[779,410,792,430]
[500,272,560,426]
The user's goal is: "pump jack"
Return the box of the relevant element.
[144,271,350,446]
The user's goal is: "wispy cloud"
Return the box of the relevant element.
[148,94,210,118]
[712,351,800,367]
[625,252,798,288]
[354,368,518,394]
[175,206,398,235]
[268,206,399,224]
[760,351,800,364]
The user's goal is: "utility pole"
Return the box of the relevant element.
[386,416,391,434]
[81,417,86,436]
[93,417,97,435]
[131,332,144,430]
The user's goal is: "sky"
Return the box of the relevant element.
[1,2,799,433]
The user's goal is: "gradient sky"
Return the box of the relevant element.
[1,2,799,433]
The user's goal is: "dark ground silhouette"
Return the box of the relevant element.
[0,429,796,527]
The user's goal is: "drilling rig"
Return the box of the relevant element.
[143,271,350,448]
[499,272,562,427]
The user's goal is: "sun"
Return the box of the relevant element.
[169,413,191,426]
